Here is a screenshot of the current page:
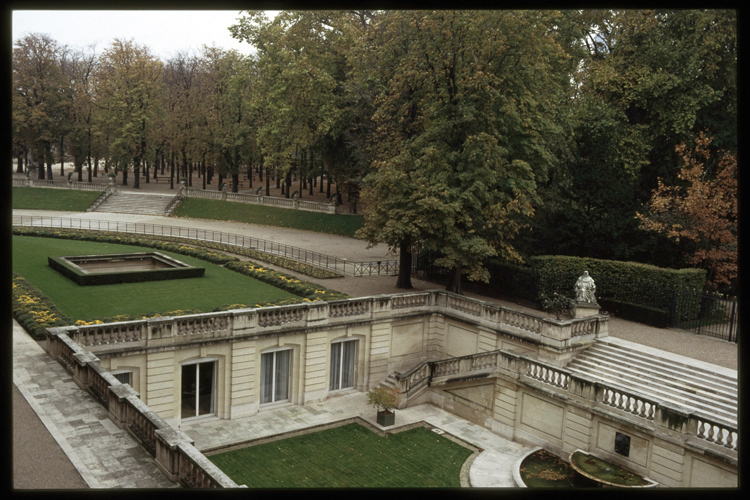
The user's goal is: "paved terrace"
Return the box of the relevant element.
[12,205,738,489]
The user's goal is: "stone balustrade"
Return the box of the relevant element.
[391,348,738,456]
[48,291,608,358]
[44,327,244,488]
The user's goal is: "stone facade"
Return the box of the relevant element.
[45,290,736,487]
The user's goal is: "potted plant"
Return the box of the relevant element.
[539,292,576,320]
[367,385,400,427]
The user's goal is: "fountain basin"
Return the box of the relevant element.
[569,449,658,488]
[49,252,205,286]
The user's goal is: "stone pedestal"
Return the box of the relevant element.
[575,301,600,318]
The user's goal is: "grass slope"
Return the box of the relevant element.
[12,187,101,211]
[12,235,296,321]
[208,423,473,488]
[174,198,364,238]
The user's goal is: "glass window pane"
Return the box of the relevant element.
[181,364,197,419]
[275,350,290,402]
[261,352,273,404]
[330,342,341,390]
[113,372,132,385]
[342,341,356,389]
[198,362,215,416]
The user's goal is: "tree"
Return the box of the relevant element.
[357,11,571,293]
[12,33,68,179]
[62,45,98,182]
[636,132,737,291]
[199,47,256,193]
[96,39,163,187]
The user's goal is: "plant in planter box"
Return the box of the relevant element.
[367,385,400,427]
[539,292,576,320]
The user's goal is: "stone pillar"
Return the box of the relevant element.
[108,384,140,428]
[574,302,600,319]
[154,427,195,483]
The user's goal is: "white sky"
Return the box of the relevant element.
[11,10,279,61]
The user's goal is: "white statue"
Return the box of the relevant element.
[574,271,597,304]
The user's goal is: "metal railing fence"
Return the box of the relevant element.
[12,215,398,277]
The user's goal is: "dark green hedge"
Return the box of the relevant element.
[484,255,706,318]
[598,299,671,328]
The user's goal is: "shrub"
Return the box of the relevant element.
[598,299,671,328]
[223,261,348,302]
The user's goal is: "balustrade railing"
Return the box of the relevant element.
[329,299,371,318]
[44,328,242,488]
[598,386,657,420]
[525,360,571,389]
[695,417,738,450]
[183,188,334,214]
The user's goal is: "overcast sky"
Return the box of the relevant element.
[11,10,279,60]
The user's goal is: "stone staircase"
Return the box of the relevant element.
[565,337,737,426]
[92,192,179,216]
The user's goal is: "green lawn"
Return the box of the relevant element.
[12,187,102,211]
[207,423,473,488]
[173,198,364,238]
[12,235,296,321]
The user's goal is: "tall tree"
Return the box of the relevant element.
[356,11,572,292]
[12,33,68,179]
[96,39,163,187]
[637,132,737,291]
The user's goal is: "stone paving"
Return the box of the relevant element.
[12,205,738,489]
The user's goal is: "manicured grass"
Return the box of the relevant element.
[12,186,101,211]
[12,235,297,321]
[207,423,473,488]
[173,198,364,238]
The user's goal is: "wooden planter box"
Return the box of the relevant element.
[377,410,395,427]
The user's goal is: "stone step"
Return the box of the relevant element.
[94,193,176,215]
[582,340,737,390]
[567,358,736,423]
[566,340,737,425]
[574,344,737,397]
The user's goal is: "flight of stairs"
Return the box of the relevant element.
[92,192,179,216]
[565,338,737,426]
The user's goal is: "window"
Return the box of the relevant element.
[181,360,216,419]
[112,371,132,386]
[614,432,631,457]
[330,340,357,391]
[261,349,291,404]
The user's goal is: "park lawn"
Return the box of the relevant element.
[12,186,102,211]
[173,198,364,238]
[207,423,473,488]
[12,235,297,321]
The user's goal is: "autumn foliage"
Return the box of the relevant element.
[637,132,737,290]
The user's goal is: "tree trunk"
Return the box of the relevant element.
[45,142,54,180]
[170,151,175,190]
[396,240,413,289]
[134,160,141,189]
[122,167,129,186]
[265,166,271,196]
[60,136,65,176]
[16,153,24,174]
[232,172,239,193]
[446,264,463,295]
[94,157,99,177]
[145,159,150,183]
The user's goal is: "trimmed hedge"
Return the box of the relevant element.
[598,299,671,328]
[484,255,706,314]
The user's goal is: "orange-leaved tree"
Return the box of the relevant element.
[637,131,737,290]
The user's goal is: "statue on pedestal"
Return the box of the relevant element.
[574,271,598,305]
